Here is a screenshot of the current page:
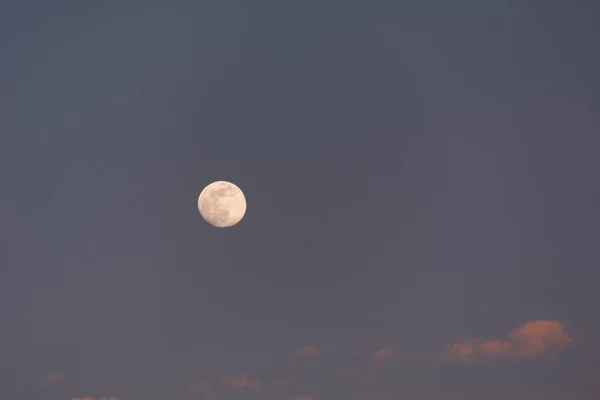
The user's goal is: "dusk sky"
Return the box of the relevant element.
[2,2,600,400]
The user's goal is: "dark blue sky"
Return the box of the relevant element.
[1,2,599,400]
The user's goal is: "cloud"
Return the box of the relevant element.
[37,372,64,386]
[296,396,316,400]
[296,345,319,359]
[440,320,572,363]
[373,348,395,360]
[509,320,572,356]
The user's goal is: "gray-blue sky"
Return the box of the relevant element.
[1,2,599,399]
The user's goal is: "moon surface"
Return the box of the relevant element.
[198,181,247,228]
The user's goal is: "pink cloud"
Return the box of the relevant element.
[440,320,572,363]
[509,320,572,356]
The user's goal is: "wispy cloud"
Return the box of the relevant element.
[440,320,572,363]
[296,345,319,359]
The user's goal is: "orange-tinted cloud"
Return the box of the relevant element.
[441,320,572,363]
[373,348,395,360]
[441,340,480,363]
[509,320,572,356]
[296,396,316,400]
[296,345,319,359]
[37,372,64,386]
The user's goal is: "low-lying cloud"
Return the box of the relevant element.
[441,320,572,363]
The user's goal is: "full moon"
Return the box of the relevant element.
[198,181,247,228]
